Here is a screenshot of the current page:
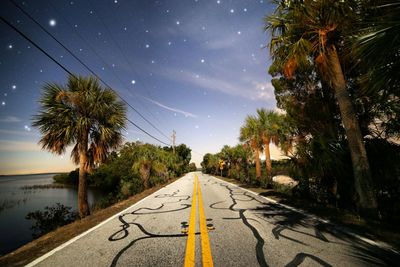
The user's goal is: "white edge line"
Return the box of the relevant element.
[25,175,188,267]
[207,174,400,255]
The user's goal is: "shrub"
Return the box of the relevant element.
[25,203,78,238]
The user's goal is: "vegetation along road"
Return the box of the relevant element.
[27,172,399,267]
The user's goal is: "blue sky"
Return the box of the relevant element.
[0,0,279,175]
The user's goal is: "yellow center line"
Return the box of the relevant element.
[184,176,197,267]
[197,174,214,267]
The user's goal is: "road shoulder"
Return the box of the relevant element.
[0,176,182,267]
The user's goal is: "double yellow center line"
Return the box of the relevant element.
[184,175,214,267]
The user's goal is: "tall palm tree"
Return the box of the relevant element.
[240,115,262,180]
[33,75,126,218]
[256,109,283,184]
[266,0,378,216]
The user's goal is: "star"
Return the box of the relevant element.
[1,101,5,106]
[244,8,247,12]
[168,41,172,46]
[12,85,16,90]
[230,9,234,13]
[49,19,56,27]
[145,44,150,48]
[237,31,241,35]
[131,80,136,84]
[176,21,180,25]
[8,44,13,49]
[201,59,205,63]
[217,0,221,4]
[24,125,31,131]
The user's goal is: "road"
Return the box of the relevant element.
[29,172,399,267]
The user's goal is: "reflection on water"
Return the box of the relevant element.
[0,173,104,255]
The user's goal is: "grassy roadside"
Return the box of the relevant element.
[0,176,181,267]
[214,175,400,251]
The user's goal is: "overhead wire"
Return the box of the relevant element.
[85,0,169,132]
[0,15,170,147]
[7,0,172,144]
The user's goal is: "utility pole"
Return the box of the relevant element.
[172,130,176,154]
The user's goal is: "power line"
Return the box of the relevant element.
[0,15,170,147]
[86,0,168,128]
[0,17,73,76]
[8,0,172,144]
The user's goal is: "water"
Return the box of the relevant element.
[0,173,104,255]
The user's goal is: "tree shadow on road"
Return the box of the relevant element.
[210,180,400,267]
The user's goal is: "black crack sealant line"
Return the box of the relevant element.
[209,181,269,267]
[108,189,193,267]
[208,179,348,267]
[208,179,333,267]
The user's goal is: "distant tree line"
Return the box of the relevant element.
[54,142,193,207]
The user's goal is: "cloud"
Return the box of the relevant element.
[0,140,41,152]
[0,116,21,123]
[205,34,239,50]
[142,96,198,118]
[159,68,275,102]
[252,82,274,101]
[0,129,39,137]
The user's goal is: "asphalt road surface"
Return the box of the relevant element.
[29,172,400,267]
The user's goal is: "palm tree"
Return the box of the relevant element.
[256,109,283,184]
[33,75,126,218]
[266,0,378,216]
[239,115,262,181]
[356,1,400,93]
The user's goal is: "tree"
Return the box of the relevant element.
[256,108,284,184]
[33,75,126,218]
[355,0,400,139]
[240,115,262,180]
[266,0,378,216]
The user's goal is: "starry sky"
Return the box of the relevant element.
[0,0,281,175]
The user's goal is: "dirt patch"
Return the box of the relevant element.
[0,177,180,267]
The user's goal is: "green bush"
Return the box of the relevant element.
[25,203,78,238]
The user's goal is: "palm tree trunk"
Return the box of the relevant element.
[236,162,241,180]
[78,140,90,218]
[255,149,261,180]
[327,45,378,217]
[264,137,272,184]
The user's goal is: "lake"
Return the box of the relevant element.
[0,173,104,256]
